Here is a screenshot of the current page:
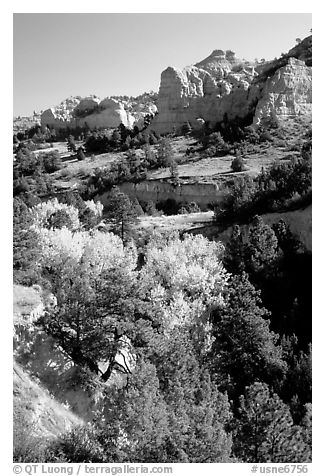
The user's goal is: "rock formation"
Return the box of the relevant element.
[148,51,257,134]
[148,36,312,134]
[253,58,312,125]
[39,36,311,135]
[41,95,135,130]
[40,93,158,132]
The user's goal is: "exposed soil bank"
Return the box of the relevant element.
[99,179,225,210]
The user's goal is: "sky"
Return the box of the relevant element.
[13,13,312,117]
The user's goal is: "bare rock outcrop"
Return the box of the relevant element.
[253,58,312,125]
[149,36,312,134]
[41,95,135,130]
[148,50,257,134]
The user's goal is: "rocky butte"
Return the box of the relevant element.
[148,36,312,134]
[41,95,157,131]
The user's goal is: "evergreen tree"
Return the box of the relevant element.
[224,224,246,274]
[13,198,41,284]
[211,273,286,400]
[40,260,141,382]
[77,147,86,161]
[246,215,279,273]
[234,382,310,462]
[169,158,179,182]
[104,187,138,242]
[149,330,233,462]
[157,138,173,168]
[142,144,156,168]
[272,219,302,256]
[67,135,76,153]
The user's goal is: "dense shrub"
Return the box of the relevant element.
[231,156,245,172]
[40,151,62,173]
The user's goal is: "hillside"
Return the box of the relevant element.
[14,363,82,439]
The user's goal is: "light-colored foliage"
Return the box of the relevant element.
[84,200,104,217]
[37,227,136,275]
[32,198,80,230]
[141,233,228,336]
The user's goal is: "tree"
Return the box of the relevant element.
[169,158,179,182]
[15,148,40,177]
[67,135,76,153]
[13,198,41,284]
[224,224,246,274]
[150,330,233,462]
[279,337,312,422]
[32,198,80,231]
[157,138,173,168]
[104,187,138,242]
[40,255,140,382]
[246,215,279,273]
[231,155,245,172]
[234,382,310,462]
[47,209,75,230]
[77,147,86,161]
[142,144,156,168]
[41,150,62,173]
[301,139,312,161]
[101,360,171,462]
[210,273,286,400]
[110,129,121,149]
[272,219,301,256]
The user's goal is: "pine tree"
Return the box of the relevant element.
[247,215,279,272]
[67,135,76,153]
[13,198,41,284]
[142,144,156,168]
[224,224,246,274]
[150,330,233,462]
[77,147,86,161]
[157,138,173,168]
[234,382,310,462]
[104,187,138,242]
[169,158,179,183]
[211,273,286,400]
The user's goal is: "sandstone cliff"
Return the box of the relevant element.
[253,58,312,125]
[148,50,257,134]
[149,36,312,134]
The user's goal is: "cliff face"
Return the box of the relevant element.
[149,51,257,134]
[149,36,312,134]
[253,58,312,125]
